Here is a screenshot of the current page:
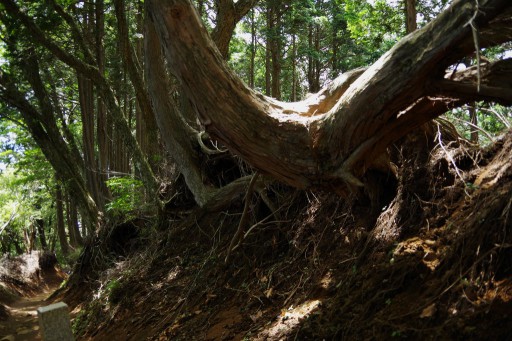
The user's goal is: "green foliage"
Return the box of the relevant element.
[105,177,144,218]
[445,103,512,145]
[0,160,55,254]
[344,0,402,63]
[105,278,124,304]
[57,246,83,270]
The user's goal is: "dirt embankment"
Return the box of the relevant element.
[0,251,66,340]
[63,128,512,340]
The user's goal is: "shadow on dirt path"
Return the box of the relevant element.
[0,284,62,341]
[0,290,47,341]
[0,252,67,341]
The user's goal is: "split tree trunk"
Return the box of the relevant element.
[145,11,216,206]
[147,0,512,194]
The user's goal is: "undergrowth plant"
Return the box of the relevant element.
[105,176,144,220]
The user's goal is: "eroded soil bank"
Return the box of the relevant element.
[61,128,512,340]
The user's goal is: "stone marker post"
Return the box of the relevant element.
[37,302,75,341]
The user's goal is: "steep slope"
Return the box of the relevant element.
[65,127,512,340]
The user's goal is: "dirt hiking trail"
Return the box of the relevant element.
[0,288,58,341]
[0,252,67,341]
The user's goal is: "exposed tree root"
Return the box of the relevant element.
[59,127,512,341]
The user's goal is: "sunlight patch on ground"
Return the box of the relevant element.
[166,266,181,282]
[256,299,321,340]
[320,271,333,289]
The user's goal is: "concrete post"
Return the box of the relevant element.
[37,302,74,341]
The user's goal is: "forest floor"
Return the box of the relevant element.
[0,252,66,341]
[60,126,512,340]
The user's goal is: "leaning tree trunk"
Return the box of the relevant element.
[0,54,100,229]
[145,12,216,206]
[147,0,512,194]
[0,0,159,199]
[144,0,260,206]
[35,219,47,250]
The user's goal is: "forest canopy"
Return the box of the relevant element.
[0,0,510,254]
[1,1,512,339]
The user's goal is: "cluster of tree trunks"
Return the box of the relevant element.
[0,179,84,255]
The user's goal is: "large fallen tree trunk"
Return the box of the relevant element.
[147,0,512,194]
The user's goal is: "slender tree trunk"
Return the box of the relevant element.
[269,0,281,99]
[265,7,272,96]
[405,0,417,34]
[313,24,321,91]
[114,0,162,175]
[307,22,315,93]
[95,0,109,201]
[56,182,70,255]
[291,34,297,101]
[249,9,256,88]
[67,194,84,247]
[66,194,77,247]
[308,22,321,93]
[35,219,47,250]
[78,75,102,215]
[49,229,57,253]
[25,226,36,253]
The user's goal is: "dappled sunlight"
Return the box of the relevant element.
[256,299,321,340]
[320,271,333,289]
[0,0,511,339]
[267,107,316,124]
